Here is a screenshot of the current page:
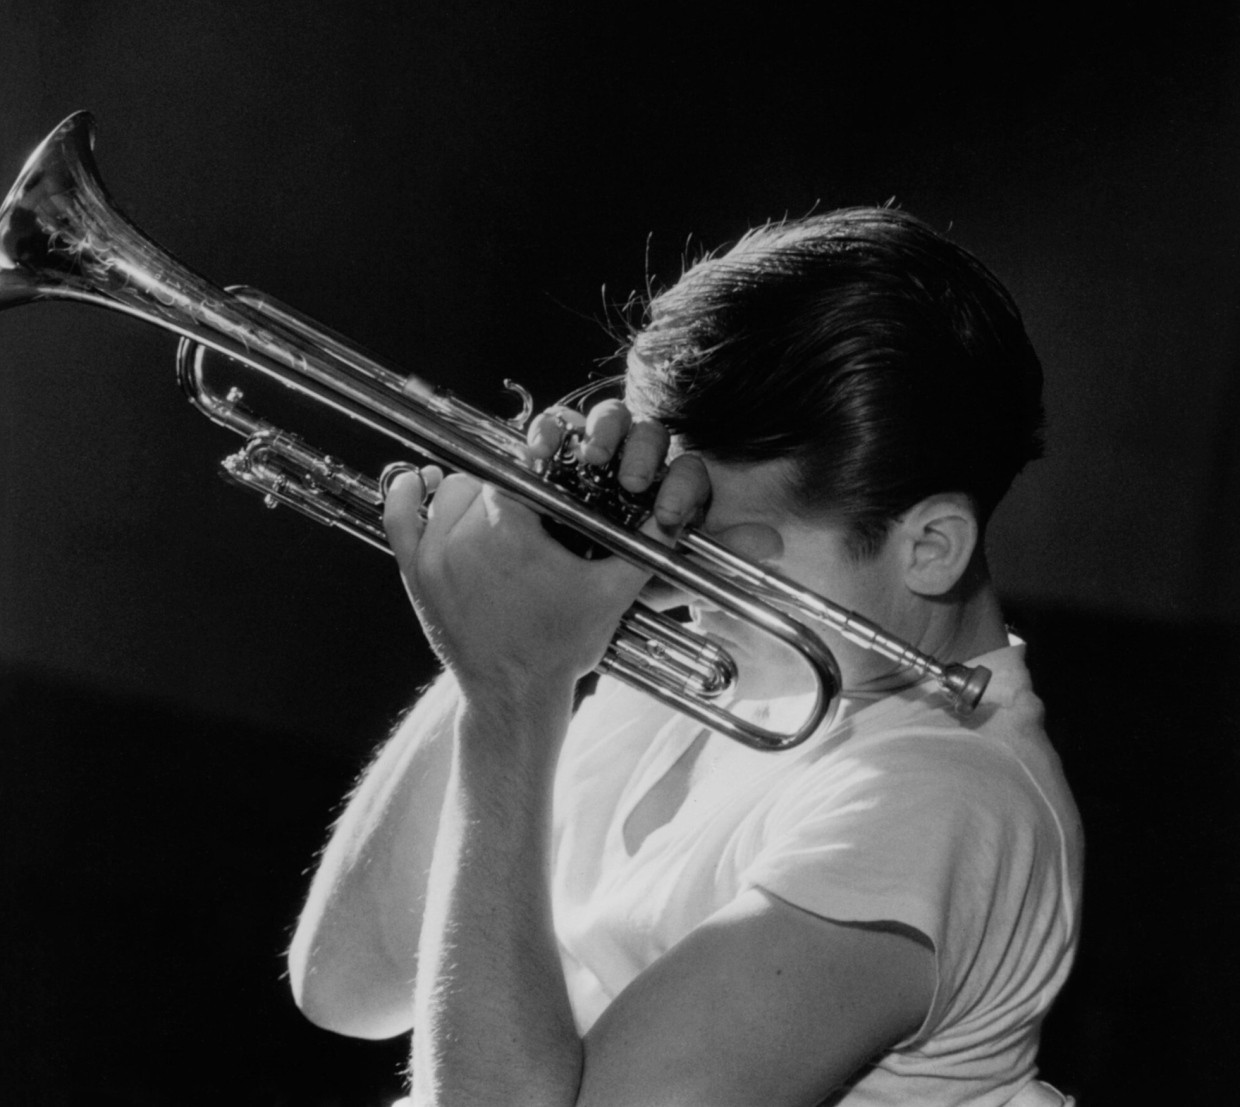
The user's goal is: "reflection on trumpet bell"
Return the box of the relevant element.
[0,111,990,751]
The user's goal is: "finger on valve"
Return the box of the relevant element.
[381,464,442,554]
[527,405,586,462]
[616,416,671,493]
[650,452,710,533]
[579,398,633,465]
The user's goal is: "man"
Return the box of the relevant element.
[287,208,1083,1106]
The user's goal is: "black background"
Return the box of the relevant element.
[1,2,1238,1103]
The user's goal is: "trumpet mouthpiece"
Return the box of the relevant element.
[944,663,991,713]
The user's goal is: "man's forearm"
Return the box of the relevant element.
[288,672,459,1038]
[411,680,582,1107]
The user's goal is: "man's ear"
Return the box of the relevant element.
[897,494,979,597]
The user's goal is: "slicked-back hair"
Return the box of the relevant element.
[625,208,1045,559]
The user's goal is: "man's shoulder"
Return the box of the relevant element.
[789,648,1061,819]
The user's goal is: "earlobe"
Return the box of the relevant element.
[902,495,979,597]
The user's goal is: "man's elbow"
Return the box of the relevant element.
[287,937,415,1041]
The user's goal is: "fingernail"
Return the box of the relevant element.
[655,499,686,527]
[580,441,608,465]
[620,467,652,491]
[528,427,554,456]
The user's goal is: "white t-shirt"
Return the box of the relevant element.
[550,642,1083,1105]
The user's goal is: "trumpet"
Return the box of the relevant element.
[0,112,991,750]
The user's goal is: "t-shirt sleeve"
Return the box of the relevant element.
[738,730,1069,1038]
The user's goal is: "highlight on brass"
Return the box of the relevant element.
[0,112,991,751]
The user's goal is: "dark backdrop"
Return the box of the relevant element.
[1,2,1237,1103]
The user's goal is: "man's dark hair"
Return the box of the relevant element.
[625,207,1045,558]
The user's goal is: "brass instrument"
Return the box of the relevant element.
[0,112,991,750]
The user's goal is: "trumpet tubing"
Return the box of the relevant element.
[0,112,990,750]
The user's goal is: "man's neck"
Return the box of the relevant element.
[837,578,1009,698]
[928,578,1010,662]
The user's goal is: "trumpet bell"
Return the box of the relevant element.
[0,112,145,312]
[1,112,93,305]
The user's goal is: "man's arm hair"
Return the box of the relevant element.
[287,670,458,1040]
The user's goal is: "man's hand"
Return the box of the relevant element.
[381,400,710,700]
